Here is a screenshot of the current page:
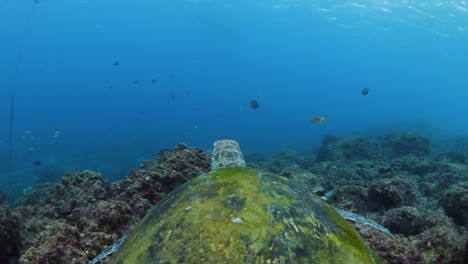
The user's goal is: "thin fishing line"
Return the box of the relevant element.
[8,2,37,193]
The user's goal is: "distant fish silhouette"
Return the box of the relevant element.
[151,79,156,84]
[361,88,370,95]
[114,61,119,66]
[32,160,41,166]
[133,80,140,85]
[311,116,326,124]
[249,100,259,110]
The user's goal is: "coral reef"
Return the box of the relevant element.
[15,144,210,264]
[367,177,418,211]
[5,133,467,264]
[16,171,113,263]
[316,134,377,162]
[439,181,468,227]
[411,225,466,263]
[306,132,467,263]
[383,207,436,236]
[385,132,431,157]
[110,143,211,220]
[329,184,368,214]
[248,149,308,174]
[352,222,424,264]
[0,199,20,264]
[436,151,467,164]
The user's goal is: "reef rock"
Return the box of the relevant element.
[383,206,433,236]
[385,132,431,157]
[439,181,468,227]
[16,143,211,264]
[316,134,376,162]
[0,199,20,264]
[367,178,418,211]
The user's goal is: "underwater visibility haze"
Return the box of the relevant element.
[0,0,467,196]
[1,1,468,263]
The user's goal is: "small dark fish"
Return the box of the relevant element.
[32,160,41,166]
[133,80,140,85]
[114,61,119,66]
[361,88,370,95]
[249,100,259,110]
[151,79,156,84]
[170,93,175,99]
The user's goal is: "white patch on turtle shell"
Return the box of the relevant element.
[231,217,243,224]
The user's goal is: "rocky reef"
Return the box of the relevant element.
[1,132,466,263]
[253,131,467,263]
[0,197,20,264]
[319,132,467,263]
[13,144,210,264]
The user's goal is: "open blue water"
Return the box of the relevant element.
[1,0,467,195]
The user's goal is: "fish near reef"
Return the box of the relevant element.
[311,116,326,123]
[361,88,370,95]
[249,100,259,110]
[32,160,41,166]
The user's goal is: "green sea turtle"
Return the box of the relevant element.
[103,140,383,263]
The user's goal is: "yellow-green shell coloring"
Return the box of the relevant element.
[112,167,382,264]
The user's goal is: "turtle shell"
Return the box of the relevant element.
[112,167,382,264]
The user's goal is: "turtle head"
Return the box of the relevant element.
[211,140,246,171]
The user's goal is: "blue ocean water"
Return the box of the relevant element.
[1,0,467,196]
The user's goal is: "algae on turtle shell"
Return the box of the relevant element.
[106,140,383,263]
[112,166,382,263]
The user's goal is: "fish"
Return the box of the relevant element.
[151,79,156,84]
[114,61,119,66]
[53,131,61,139]
[249,100,259,110]
[311,116,326,123]
[32,160,41,166]
[361,88,370,95]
